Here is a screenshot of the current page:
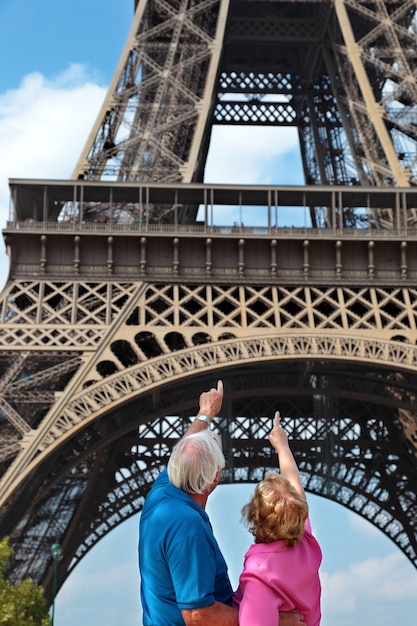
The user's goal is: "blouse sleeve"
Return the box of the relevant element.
[237,575,282,626]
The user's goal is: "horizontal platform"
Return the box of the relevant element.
[6,180,417,231]
[3,181,417,285]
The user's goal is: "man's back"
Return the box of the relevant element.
[139,468,233,626]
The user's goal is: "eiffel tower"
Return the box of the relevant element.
[1,0,417,601]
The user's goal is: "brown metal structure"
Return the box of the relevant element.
[74,0,417,190]
[1,0,417,600]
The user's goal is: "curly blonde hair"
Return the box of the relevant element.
[242,472,308,547]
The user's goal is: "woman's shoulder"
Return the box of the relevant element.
[245,540,288,559]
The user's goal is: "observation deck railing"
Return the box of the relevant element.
[6,179,417,237]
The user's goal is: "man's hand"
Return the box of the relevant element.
[279,609,306,625]
[198,380,223,420]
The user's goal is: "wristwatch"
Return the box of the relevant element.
[194,414,211,427]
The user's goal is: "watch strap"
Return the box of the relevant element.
[194,414,211,427]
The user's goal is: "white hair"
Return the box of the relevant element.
[168,430,225,494]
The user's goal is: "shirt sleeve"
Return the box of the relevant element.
[238,574,282,626]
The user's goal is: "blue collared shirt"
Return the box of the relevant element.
[139,468,233,625]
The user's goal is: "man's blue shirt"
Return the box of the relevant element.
[139,468,233,625]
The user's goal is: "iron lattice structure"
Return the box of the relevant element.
[1,181,417,597]
[0,0,417,600]
[75,0,417,190]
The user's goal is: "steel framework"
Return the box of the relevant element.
[1,181,417,597]
[75,0,417,191]
[1,0,417,600]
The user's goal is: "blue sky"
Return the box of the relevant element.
[0,2,416,624]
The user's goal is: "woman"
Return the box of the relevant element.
[233,412,322,626]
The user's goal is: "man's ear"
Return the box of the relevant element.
[205,467,222,496]
[214,466,222,484]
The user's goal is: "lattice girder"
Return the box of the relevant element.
[73,0,417,192]
[329,0,417,186]
[74,0,229,184]
[1,274,417,594]
[3,280,417,484]
[2,0,417,599]
[2,366,416,597]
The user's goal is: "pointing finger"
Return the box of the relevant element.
[274,410,280,427]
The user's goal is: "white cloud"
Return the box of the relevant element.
[0,65,106,288]
[205,125,301,184]
[0,64,104,179]
[347,508,386,537]
[58,560,140,623]
[0,67,304,289]
[56,516,142,626]
[55,495,417,626]
[321,552,417,625]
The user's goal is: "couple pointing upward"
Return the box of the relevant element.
[139,380,322,625]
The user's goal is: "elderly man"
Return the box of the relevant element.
[139,380,306,625]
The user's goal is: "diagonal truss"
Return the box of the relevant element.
[73,0,417,190]
[2,0,417,601]
[1,272,417,594]
[329,0,417,185]
[74,0,230,184]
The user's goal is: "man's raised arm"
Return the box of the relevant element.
[182,379,223,438]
